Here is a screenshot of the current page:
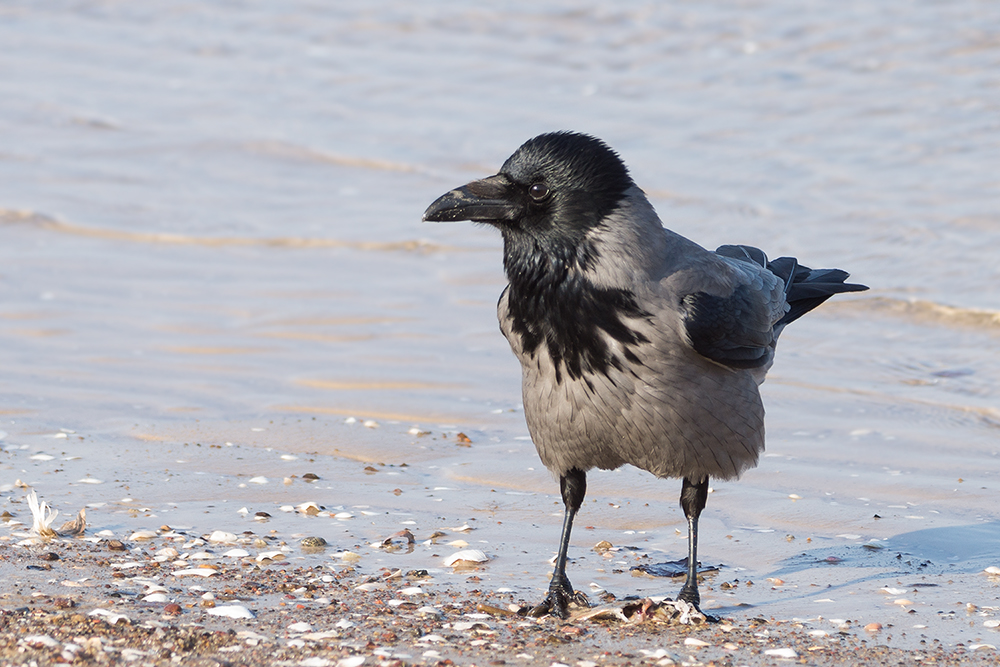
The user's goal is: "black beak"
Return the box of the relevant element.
[422,174,522,224]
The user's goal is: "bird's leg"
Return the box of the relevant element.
[529,467,588,618]
[677,476,716,620]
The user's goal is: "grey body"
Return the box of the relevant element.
[500,187,777,482]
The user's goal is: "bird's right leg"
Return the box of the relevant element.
[529,467,589,618]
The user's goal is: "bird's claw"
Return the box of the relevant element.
[676,587,719,623]
[528,586,590,619]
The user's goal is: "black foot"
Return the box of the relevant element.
[528,585,590,619]
[677,586,719,623]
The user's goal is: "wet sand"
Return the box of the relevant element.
[4,423,1000,665]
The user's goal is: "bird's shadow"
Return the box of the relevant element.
[714,521,1000,614]
[770,520,1000,577]
[634,522,1000,615]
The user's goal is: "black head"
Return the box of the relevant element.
[422,131,634,243]
[423,133,649,384]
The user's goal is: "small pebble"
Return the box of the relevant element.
[301,536,328,548]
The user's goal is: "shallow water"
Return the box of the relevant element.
[2,0,1000,652]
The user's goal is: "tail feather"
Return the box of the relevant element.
[767,256,867,326]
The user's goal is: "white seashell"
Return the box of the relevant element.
[984,620,1000,628]
[224,548,250,558]
[143,593,169,603]
[335,618,354,629]
[447,540,469,548]
[111,562,144,570]
[334,512,354,520]
[76,478,103,484]
[207,605,255,619]
[880,587,906,595]
[208,531,238,543]
[764,648,797,658]
[188,552,215,560]
[354,583,384,592]
[288,621,313,633]
[985,566,1000,575]
[172,568,217,577]
[808,629,829,637]
[256,550,285,562]
[89,609,130,625]
[417,606,442,616]
[337,657,366,667]
[400,587,423,596]
[154,547,180,560]
[444,549,489,567]
[21,635,59,648]
[30,454,55,461]
[684,638,710,647]
[248,476,268,484]
[129,530,158,541]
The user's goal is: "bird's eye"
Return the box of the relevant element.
[528,183,550,202]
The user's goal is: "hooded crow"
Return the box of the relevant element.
[423,131,868,619]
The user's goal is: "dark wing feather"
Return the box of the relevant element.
[766,256,868,325]
[681,285,774,370]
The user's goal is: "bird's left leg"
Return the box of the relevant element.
[529,467,590,618]
[677,475,717,620]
